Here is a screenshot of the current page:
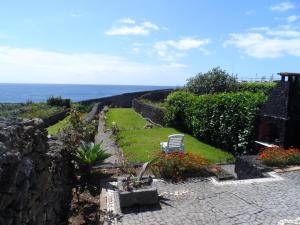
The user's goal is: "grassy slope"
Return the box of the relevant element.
[47,115,70,135]
[20,103,63,118]
[0,103,63,119]
[107,108,234,163]
[106,108,148,130]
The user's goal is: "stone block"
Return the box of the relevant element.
[119,187,159,209]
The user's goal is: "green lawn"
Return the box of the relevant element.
[106,108,148,130]
[106,108,234,164]
[118,128,233,163]
[47,115,70,135]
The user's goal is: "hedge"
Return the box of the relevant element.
[237,82,276,94]
[165,91,267,155]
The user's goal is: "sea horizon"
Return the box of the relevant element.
[0,83,176,103]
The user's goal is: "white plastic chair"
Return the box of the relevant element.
[160,134,185,153]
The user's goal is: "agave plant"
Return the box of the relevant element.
[74,142,111,167]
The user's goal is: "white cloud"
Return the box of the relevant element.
[224,26,300,58]
[249,26,300,37]
[105,19,160,36]
[131,47,140,54]
[142,21,159,30]
[105,26,149,35]
[153,38,211,61]
[119,18,136,24]
[166,38,211,50]
[270,2,295,11]
[287,15,300,22]
[0,46,187,85]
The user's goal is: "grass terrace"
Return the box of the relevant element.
[0,103,63,119]
[47,115,71,135]
[106,108,234,163]
[106,108,149,130]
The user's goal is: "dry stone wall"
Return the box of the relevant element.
[132,99,166,126]
[0,117,73,225]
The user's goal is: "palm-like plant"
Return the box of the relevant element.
[74,142,111,167]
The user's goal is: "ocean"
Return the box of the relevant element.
[0,83,174,103]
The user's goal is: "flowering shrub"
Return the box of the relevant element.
[258,147,300,166]
[60,109,97,154]
[151,152,208,181]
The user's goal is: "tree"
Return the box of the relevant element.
[185,67,237,95]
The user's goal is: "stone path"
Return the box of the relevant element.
[95,110,121,164]
[109,171,300,225]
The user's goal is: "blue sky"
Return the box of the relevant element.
[0,0,299,85]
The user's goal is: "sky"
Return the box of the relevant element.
[0,0,299,85]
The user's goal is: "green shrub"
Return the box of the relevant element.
[72,103,93,113]
[165,91,267,155]
[59,109,97,154]
[185,67,237,95]
[237,82,276,94]
[47,96,71,108]
[74,142,111,166]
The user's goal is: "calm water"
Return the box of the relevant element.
[0,83,174,103]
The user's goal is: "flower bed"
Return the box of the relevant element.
[151,152,209,181]
[258,147,300,167]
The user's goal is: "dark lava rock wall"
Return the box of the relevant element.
[0,118,73,225]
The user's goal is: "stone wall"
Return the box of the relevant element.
[0,118,73,225]
[138,89,172,102]
[80,89,173,109]
[260,81,290,118]
[42,109,70,127]
[133,99,166,126]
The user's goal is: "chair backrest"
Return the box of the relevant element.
[167,134,184,148]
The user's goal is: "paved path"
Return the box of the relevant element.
[95,110,121,164]
[112,171,300,225]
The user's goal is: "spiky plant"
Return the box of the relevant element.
[74,142,111,167]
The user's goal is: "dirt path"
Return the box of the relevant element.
[95,110,122,165]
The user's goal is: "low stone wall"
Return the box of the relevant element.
[80,89,173,109]
[0,118,73,225]
[139,89,172,102]
[42,109,70,127]
[133,99,166,126]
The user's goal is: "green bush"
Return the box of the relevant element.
[47,96,71,108]
[72,103,93,113]
[74,142,111,166]
[165,91,267,155]
[237,82,276,94]
[185,67,237,95]
[59,109,98,154]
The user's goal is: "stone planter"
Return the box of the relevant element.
[235,155,272,179]
[116,176,159,209]
[118,187,159,209]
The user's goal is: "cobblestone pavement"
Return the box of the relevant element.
[113,171,300,225]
